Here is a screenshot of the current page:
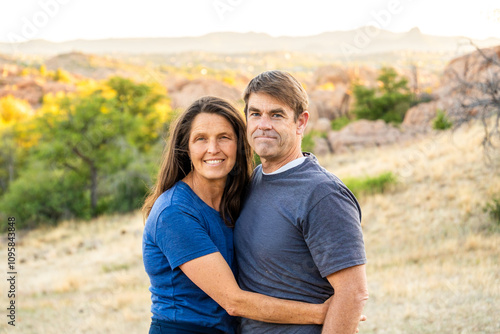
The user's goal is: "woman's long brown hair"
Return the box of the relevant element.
[142,96,252,227]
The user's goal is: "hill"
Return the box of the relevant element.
[1,122,498,333]
[1,28,499,59]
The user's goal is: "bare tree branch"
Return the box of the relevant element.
[446,42,500,153]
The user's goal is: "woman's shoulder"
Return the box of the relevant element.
[150,182,198,218]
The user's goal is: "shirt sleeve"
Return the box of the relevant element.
[303,187,367,278]
[154,206,219,270]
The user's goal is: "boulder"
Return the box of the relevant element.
[442,45,500,88]
[311,117,331,133]
[312,66,350,87]
[0,76,76,107]
[312,137,330,156]
[168,78,242,110]
[418,45,500,122]
[403,94,458,128]
[327,119,407,153]
[42,81,76,96]
[0,78,44,106]
[308,86,350,120]
[307,65,378,126]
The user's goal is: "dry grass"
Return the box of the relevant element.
[0,212,150,334]
[319,123,500,333]
[0,123,499,333]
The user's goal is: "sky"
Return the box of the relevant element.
[0,0,499,43]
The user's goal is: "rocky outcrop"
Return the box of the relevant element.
[168,78,242,110]
[311,66,350,87]
[45,52,139,80]
[308,87,350,120]
[0,78,44,105]
[402,99,455,128]
[326,120,414,154]
[310,117,331,133]
[313,137,330,156]
[402,45,500,127]
[307,65,378,127]
[441,45,500,88]
[42,81,76,96]
[0,77,75,107]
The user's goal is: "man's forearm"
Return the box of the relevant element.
[323,265,369,333]
[321,289,368,333]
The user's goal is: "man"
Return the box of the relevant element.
[234,70,368,333]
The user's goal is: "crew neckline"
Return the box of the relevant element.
[178,180,220,214]
[262,156,307,175]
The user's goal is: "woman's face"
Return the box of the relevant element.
[188,112,238,184]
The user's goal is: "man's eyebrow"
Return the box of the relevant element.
[248,106,286,114]
[270,108,286,114]
[248,106,261,112]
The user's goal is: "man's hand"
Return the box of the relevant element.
[355,314,367,333]
[322,265,369,333]
[322,296,367,331]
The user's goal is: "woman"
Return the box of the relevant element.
[142,96,330,334]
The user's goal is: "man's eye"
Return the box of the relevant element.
[272,114,284,118]
[250,112,260,117]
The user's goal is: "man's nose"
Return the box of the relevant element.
[257,115,272,130]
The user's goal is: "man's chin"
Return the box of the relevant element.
[253,148,274,160]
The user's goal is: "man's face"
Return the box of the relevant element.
[246,92,307,163]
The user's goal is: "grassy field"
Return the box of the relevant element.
[1,123,499,333]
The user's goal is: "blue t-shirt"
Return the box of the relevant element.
[142,181,237,333]
[234,154,367,333]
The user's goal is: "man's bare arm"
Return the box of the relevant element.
[322,264,368,334]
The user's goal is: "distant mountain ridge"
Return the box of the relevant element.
[1,28,499,57]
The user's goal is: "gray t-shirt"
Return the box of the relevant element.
[234,154,367,333]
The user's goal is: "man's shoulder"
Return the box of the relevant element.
[296,157,362,213]
[300,156,344,189]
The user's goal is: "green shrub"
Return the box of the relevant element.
[484,196,500,226]
[253,152,261,167]
[352,67,413,124]
[343,172,397,198]
[432,109,453,130]
[97,168,151,214]
[0,168,90,230]
[102,263,130,273]
[301,132,316,152]
[301,130,328,153]
[331,116,351,131]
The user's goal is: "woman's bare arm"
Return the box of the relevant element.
[179,252,328,324]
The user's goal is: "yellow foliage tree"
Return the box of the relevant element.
[0,95,33,127]
[0,95,36,194]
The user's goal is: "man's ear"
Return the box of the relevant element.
[296,111,309,135]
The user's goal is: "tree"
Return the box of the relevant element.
[352,67,413,123]
[0,96,34,195]
[33,77,168,217]
[445,43,500,152]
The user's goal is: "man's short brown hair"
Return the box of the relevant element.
[243,70,309,122]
